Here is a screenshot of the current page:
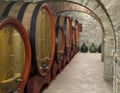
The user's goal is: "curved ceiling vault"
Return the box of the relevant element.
[46,0,116,52]
[48,2,104,33]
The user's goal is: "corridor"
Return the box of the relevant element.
[43,53,113,93]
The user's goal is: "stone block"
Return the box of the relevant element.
[104,63,113,80]
[104,57,115,80]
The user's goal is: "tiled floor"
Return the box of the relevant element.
[43,53,113,93]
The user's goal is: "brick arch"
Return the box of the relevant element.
[48,1,116,80]
[57,9,102,23]
[56,10,103,32]
[48,1,116,46]
[48,1,105,48]
[49,2,100,22]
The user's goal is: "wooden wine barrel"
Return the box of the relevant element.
[0,1,56,76]
[72,27,77,45]
[55,25,65,62]
[0,1,10,16]
[75,20,81,46]
[0,17,31,93]
[53,16,65,63]
[72,18,76,28]
[56,15,72,55]
[71,18,77,46]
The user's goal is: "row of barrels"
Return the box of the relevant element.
[0,1,81,93]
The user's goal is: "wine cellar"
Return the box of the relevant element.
[0,0,120,93]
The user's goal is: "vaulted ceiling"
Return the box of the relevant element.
[41,0,119,33]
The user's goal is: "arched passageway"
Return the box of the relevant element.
[46,0,117,92]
